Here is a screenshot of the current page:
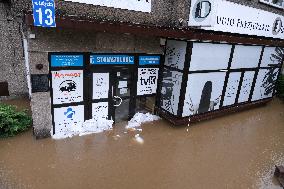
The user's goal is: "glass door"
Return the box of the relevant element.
[111,66,134,123]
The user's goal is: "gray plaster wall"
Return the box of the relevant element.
[11,0,284,29]
[0,2,28,98]
[28,27,163,138]
[31,92,52,138]
[13,0,177,27]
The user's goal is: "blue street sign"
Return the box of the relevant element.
[139,56,160,65]
[32,0,56,27]
[51,55,84,67]
[90,55,135,65]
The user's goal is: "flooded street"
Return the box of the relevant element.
[1,98,284,189]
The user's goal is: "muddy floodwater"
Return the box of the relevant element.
[1,98,284,189]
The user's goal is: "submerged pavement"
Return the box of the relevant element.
[0,98,284,189]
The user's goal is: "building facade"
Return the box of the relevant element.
[0,0,283,138]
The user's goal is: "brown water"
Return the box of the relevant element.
[1,97,31,115]
[0,98,284,189]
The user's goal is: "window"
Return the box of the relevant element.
[259,0,284,9]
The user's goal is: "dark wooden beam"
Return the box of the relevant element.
[25,14,284,46]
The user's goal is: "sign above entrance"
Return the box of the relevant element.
[188,0,218,26]
[139,56,160,65]
[90,55,134,65]
[64,0,151,12]
[51,55,83,67]
[189,0,284,39]
[32,0,56,27]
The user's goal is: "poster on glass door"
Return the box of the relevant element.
[51,70,84,104]
[137,68,159,95]
[93,73,109,99]
[92,102,108,120]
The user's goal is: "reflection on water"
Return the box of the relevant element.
[0,98,284,189]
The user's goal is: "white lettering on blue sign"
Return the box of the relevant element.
[139,56,160,65]
[51,55,83,67]
[90,55,134,65]
[32,0,56,27]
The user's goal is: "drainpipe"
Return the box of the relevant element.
[22,35,32,98]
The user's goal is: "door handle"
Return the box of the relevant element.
[113,96,122,107]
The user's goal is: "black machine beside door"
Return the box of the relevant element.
[110,65,135,123]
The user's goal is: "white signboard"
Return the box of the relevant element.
[93,73,109,99]
[54,105,85,134]
[137,68,159,95]
[188,0,218,26]
[51,70,84,104]
[189,0,284,39]
[64,0,151,12]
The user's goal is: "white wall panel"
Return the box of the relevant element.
[189,43,232,71]
[160,69,183,115]
[238,71,255,103]
[164,40,187,70]
[223,72,241,106]
[231,45,262,69]
[182,72,226,117]
[252,68,280,101]
[261,47,284,67]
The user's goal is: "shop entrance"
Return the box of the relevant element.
[90,55,136,123]
[92,66,134,123]
[110,66,135,122]
[49,53,162,134]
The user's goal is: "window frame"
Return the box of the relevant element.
[259,0,284,9]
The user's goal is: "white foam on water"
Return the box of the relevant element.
[134,134,144,144]
[51,118,114,140]
[126,112,160,129]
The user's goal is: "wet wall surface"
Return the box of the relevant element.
[0,98,284,189]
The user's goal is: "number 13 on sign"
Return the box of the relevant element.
[32,0,56,27]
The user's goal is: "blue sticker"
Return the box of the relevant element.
[90,55,134,65]
[32,0,56,27]
[51,55,83,67]
[64,108,75,119]
[139,56,160,65]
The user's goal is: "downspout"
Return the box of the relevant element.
[22,32,32,98]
